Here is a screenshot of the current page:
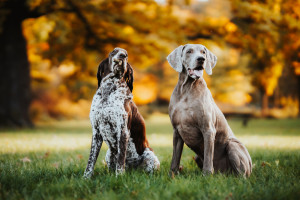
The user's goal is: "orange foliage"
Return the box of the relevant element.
[133,74,158,105]
[292,62,300,75]
[16,0,300,119]
[260,55,284,96]
[269,97,299,118]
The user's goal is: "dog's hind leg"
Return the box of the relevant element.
[83,127,103,178]
[226,138,252,177]
[194,154,203,169]
[140,148,160,173]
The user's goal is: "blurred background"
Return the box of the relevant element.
[1,2,300,198]
[0,0,299,127]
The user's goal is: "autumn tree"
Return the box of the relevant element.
[0,0,41,127]
[0,0,186,126]
[0,0,118,127]
[2,0,298,127]
[229,0,300,116]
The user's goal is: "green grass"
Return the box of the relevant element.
[0,116,300,200]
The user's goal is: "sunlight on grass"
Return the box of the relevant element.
[146,112,172,124]
[146,114,300,150]
[1,131,299,154]
[0,117,300,200]
[148,134,300,150]
[239,135,300,150]
[0,115,299,153]
[0,134,91,153]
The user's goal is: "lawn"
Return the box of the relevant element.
[0,114,299,200]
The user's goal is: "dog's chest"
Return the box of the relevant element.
[90,78,132,144]
[170,86,211,127]
[170,94,206,148]
[170,96,198,125]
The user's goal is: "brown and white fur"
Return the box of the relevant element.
[167,44,252,177]
[83,48,159,178]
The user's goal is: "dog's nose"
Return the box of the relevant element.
[119,53,126,59]
[197,57,205,62]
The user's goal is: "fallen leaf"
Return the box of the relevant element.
[179,165,184,172]
[225,192,233,200]
[261,161,271,167]
[131,191,138,196]
[171,171,175,179]
[20,157,31,163]
[43,151,50,159]
[52,162,59,169]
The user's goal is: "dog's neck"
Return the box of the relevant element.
[100,73,127,91]
[177,67,207,95]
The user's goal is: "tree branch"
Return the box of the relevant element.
[66,0,103,49]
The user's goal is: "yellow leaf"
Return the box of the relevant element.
[261,161,271,167]
[52,162,59,169]
[20,157,31,163]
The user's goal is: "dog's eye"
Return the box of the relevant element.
[187,49,193,54]
[201,50,206,54]
[111,50,118,56]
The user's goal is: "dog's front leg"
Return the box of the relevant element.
[83,128,103,178]
[115,130,129,176]
[169,129,184,176]
[203,128,216,175]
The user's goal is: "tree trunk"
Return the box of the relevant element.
[0,3,33,127]
[261,91,269,117]
[298,76,300,117]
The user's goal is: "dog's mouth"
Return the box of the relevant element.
[187,65,204,78]
[113,58,126,77]
[113,58,122,65]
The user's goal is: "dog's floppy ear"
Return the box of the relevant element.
[97,58,109,88]
[204,47,217,75]
[124,63,133,92]
[167,45,185,72]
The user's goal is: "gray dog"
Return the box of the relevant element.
[167,44,252,177]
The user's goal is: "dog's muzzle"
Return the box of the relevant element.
[188,65,204,78]
[187,57,205,78]
[113,58,127,77]
[113,58,123,67]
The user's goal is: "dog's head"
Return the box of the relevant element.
[167,44,217,79]
[97,47,133,91]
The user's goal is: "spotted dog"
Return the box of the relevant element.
[83,48,160,178]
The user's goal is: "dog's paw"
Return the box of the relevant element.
[83,171,93,179]
[141,148,160,173]
[115,168,125,176]
[202,169,214,176]
[168,170,180,178]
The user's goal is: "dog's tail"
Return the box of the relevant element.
[131,123,150,156]
[226,138,252,177]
